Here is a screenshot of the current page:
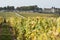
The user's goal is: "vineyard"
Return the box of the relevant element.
[0,12,60,40]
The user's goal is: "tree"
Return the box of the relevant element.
[6,6,15,10]
[0,7,3,11]
[3,7,7,10]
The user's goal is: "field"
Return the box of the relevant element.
[17,12,59,17]
[0,12,59,17]
[0,12,60,40]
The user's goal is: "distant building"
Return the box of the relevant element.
[52,7,60,13]
[43,8,52,13]
[43,7,60,13]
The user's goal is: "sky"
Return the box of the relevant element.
[0,0,60,8]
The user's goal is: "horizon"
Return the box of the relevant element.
[0,5,60,8]
[0,0,60,8]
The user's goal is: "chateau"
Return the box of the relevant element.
[43,7,60,13]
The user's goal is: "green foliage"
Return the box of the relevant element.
[0,12,60,40]
[6,17,60,40]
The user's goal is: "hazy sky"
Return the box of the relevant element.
[0,0,60,8]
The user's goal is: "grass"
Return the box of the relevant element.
[0,35,13,40]
[0,23,14,40]
[18,12,60,17]
[0,12,20,18]
[0,12,59,18]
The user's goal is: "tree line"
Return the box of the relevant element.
[0,6,14,11]
[0,5,42,11]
